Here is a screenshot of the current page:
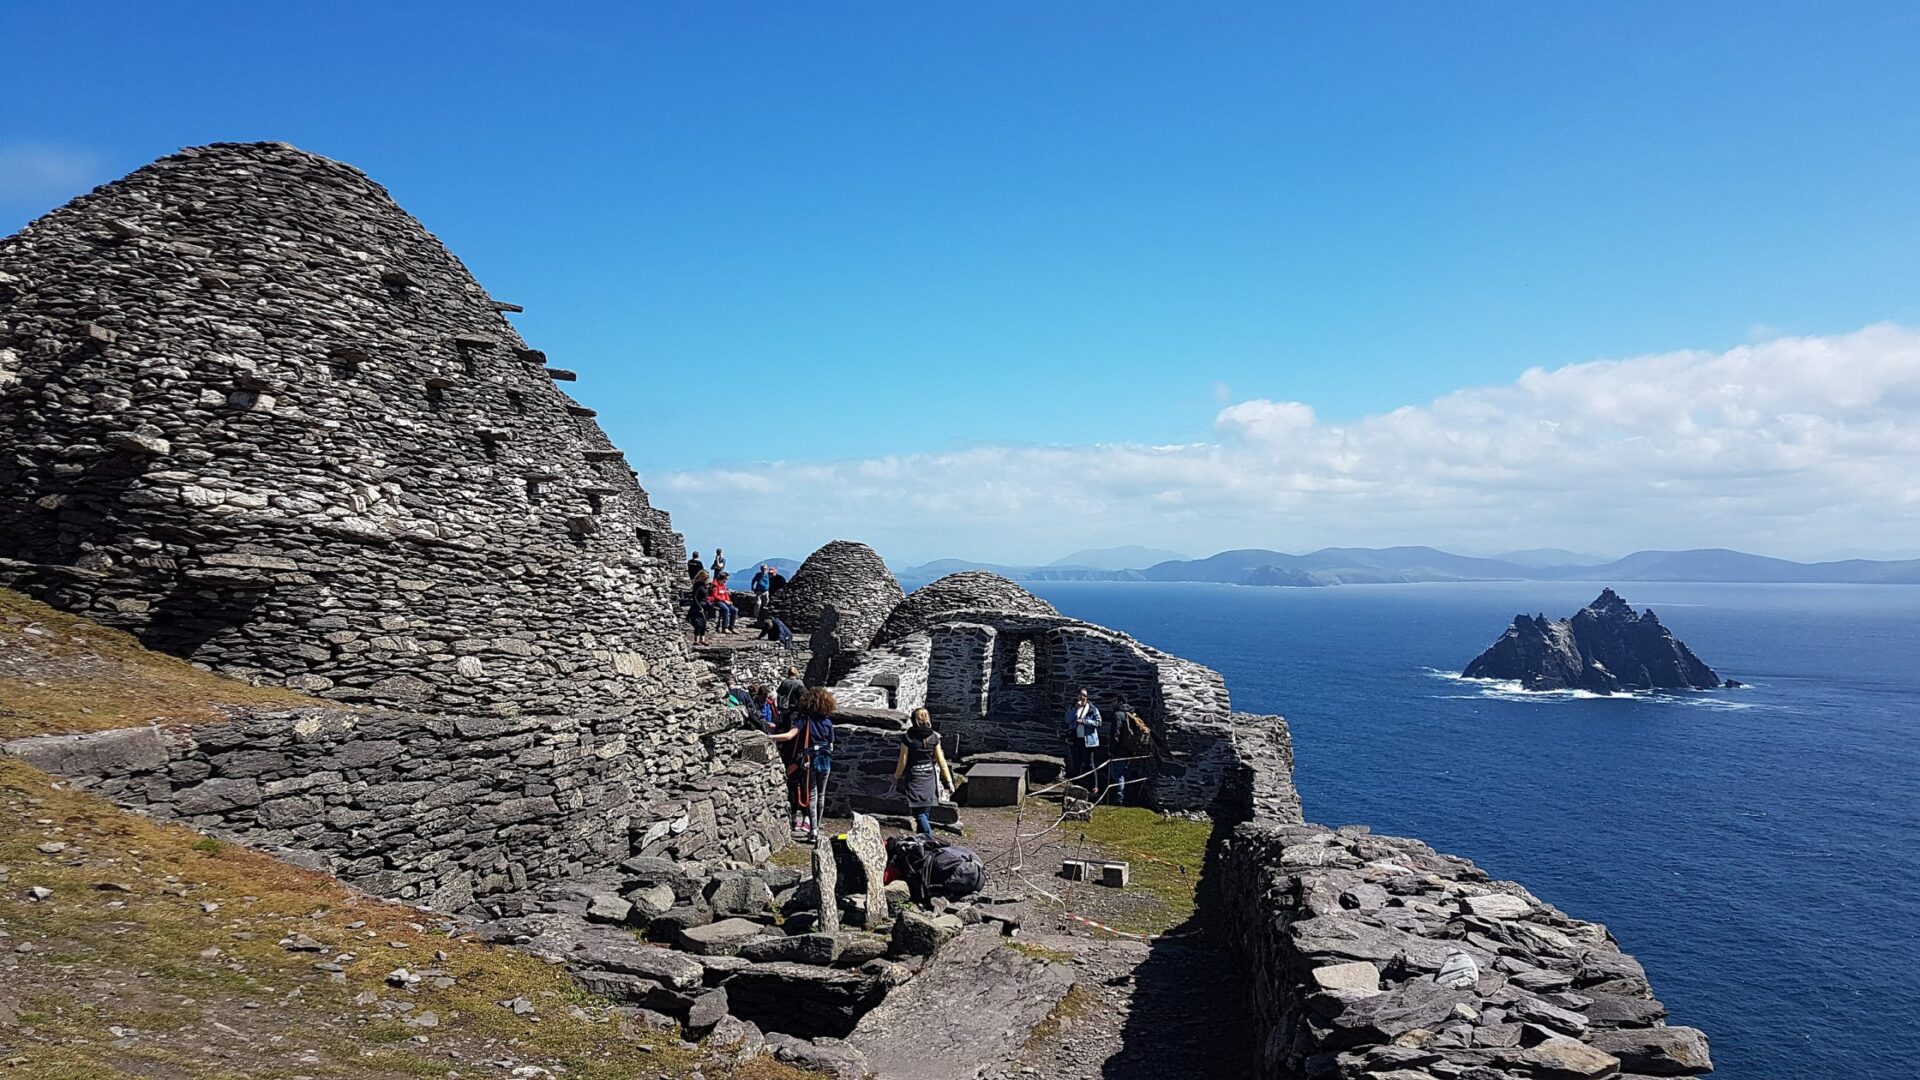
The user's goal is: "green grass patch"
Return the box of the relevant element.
[1024,981,1095,1050]
[1006,940,1074,965]
[0,587,317,739]
[1061,804,1213,935]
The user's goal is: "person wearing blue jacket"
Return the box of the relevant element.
[1063,687,1102,794]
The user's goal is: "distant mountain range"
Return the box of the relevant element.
[1048,545,1189,571]
[886,545,1920,589]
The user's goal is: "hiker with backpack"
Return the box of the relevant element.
[1108,698,1156,806]
[768,686,836,841]
[890,708,957,838]
[1063,686,1103,794]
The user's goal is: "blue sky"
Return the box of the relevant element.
[6,3,1920,563]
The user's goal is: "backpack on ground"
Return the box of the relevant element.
[884,834,984,903]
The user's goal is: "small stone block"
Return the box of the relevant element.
[1098,862,1130,888]
[1059,859,1091,882]
[965,762,1027,807]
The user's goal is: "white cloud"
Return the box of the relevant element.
[654,324,1920,564]
[0,144,105,207]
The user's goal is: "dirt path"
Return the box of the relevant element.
[829,802,1255,1079]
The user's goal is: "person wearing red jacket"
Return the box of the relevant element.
[708,573,738,633]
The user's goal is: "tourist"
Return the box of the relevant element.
[776,666,805,712]
[1108,698,1155,806]
[1063,687,1102,794]
[891,708,957,837]
[750,684,777,733]
[686,595,709,645]
[708,572,738,633]
[756,612,794,651]
[768,686,836,840]
[712,548,727,578]
[750,563,773,617]
[687,551,705,580]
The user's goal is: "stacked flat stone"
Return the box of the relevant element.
[874,569,1057,644]
[1210,821,1713,1079]
[0,142,693,716]
[779,541,904,654]
[3,706,790,911]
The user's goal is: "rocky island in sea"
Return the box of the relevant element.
[1464,588,1731,693]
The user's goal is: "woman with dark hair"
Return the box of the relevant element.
[769,686,837,840]
[891,708,956,837]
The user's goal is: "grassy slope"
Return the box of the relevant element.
[0,588,815,1078]
[0,588,314,740]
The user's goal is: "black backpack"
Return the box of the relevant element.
[885,834,985,903]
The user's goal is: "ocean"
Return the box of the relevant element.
[1024,579,1920,1080]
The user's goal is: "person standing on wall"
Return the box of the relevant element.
[712,548,727,578]
[688,551,705,581]
[750,563,773,618]
[1109,697,1155,806]
[769,686,837,841]
[891,708,957,838]
[1063,687,1102,794]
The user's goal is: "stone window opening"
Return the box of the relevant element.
[506,390,525,415]
[425,385,446,410]
[586,492,603,515]
[1011,637,1037,686]
[329,359,359,381]
[636,528,654,556]
[524,478,548,504]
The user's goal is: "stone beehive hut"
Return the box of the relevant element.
[779,540,904,654]
[0,141,699,716]
[875,569,1057,644]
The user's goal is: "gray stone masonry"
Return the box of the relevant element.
[874,570,1057,645]
[3,704,789,912]
[780,541,904,660]
[0,142,699,718]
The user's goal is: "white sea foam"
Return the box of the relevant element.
[1421,668,1757,708]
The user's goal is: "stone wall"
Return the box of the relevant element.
[0,141,703,718]
[875,570,1057,644]
[4,705,790,913]
[892,610,1253,810]
[1205,821,1712,1079]
[1198,687,1710,1078]
[779,541,904,657]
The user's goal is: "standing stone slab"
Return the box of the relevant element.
[813,837,841,935]
[841,814,888,929]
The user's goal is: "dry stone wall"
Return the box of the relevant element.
[874,570,1056,644]
[0,141,700,717]
[1200,689,1710,1079]
[902,609,1257,810]
[4,705,790,913]
[780,541,904,658]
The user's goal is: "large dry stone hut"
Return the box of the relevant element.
[0,141,694,716]
[0,142,787,906]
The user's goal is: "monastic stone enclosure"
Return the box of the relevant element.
[0,146,1710,1079]
[780,540,905,657]
[0,141,696,717]
[0,142,784,908]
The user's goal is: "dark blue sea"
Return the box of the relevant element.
[1026,580,1920,1080]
